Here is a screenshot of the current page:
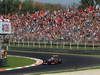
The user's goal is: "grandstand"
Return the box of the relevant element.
[0,6,99,50]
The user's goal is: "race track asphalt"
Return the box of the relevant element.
[1,51,100,75]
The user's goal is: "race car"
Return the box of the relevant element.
[43,55,62,65]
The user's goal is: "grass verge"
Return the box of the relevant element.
[0,56,36,68]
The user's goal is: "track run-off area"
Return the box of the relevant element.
[0,55,43,72]
[0,51,100,75]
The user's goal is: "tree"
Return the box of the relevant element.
[21,0,34,13]
[95,0,100,5]
[0,0,20,14]
[79,0,100,8]
[0,0,63,14]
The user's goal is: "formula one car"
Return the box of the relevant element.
[43,55,62,65]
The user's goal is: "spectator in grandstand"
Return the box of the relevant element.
[0,6,99,43]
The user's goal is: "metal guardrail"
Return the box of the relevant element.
[0,40,99,50]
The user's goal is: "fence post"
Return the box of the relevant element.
[63,41,65,49]
[77,42,79,49]
[6,46,8,50]
[50,41,53,48]
[92,41,94,50]
[85,42,86,49]
[23,39,24,47]
[33,41,35,47]
[70,42,72,49]
[44,41,47,48]
[38,40,40,48]
[28,41,29,47]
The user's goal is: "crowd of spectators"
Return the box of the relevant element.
[0,6,100,43]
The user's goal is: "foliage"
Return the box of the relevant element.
[0,0,62,14]
[0,0,20,14]
[79,0,100,8]
[21,0,34,13]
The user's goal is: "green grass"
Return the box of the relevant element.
[0,56,36,68]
